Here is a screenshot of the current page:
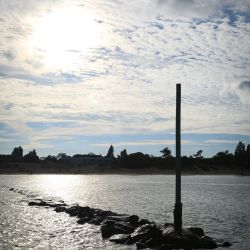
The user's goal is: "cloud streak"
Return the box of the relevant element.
[0,0,249,155]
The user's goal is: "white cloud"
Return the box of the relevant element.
[93,139,193,147]
[204,139,239,144]
[0,0,250,151]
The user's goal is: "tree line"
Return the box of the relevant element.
[0,142,249,168]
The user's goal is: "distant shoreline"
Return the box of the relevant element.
[0,163,249,176]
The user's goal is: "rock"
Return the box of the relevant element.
[77,216,92,225]
[66,206,91,217]
[109,234,131,244]
[9,188,14,191]
[94,209,118,218]
[186,227,205,237]
[136,241,149,249]
[221,241,232,247]
[28,199,66,209]
[106,215,139,225]
[24,197,226,249]
[28,201,47,206]
[130,223,162,245]
[199,236,218,249]
[54,206,67,212]
[159,243,178,250]
[159,223,175,239]
[138,219,152,226]
[88,216,104,225]
[101,220,135,238]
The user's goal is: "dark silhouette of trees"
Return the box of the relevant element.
[234,141,250,167]
[11,146,23,161]
[1,141,250,173]
[234,141,245,156]
[212,150,234,165]
[247,144,250,154]
[57,153,68,160]
[106,145,114,158]
[160,147,172,158]
[23,150,39,162]
[193,150,203,159]
[44,155,57,162]
[120,149,128,159]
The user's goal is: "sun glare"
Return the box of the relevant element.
[29,8,101,69]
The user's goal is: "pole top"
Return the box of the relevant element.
[176,83,181,86]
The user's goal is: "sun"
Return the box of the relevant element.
[29,7,101,69]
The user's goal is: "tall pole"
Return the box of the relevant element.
[174,83,182,234]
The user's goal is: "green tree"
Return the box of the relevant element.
[23,150,39,162]
[57,153,68,160]
[106,145,114,158]
[11,146,23,160]
[120,149,128,159]
[160,147,172,158]
[234,141,245,156]
[247,144,250,154]
[193,150,203,159]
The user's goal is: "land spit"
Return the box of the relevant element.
[9,187,231,249]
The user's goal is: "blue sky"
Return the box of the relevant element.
[0,0,250,157]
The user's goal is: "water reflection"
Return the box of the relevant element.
[0,175,250,249]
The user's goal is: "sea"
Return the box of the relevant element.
[0,175,249,249]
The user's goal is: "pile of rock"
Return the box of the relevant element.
[28,199,231,249]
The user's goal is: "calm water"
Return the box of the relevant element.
[0,175,249,249]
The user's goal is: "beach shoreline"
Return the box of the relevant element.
[0,163,249,176]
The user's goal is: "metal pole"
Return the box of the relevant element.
[174,83,182,234]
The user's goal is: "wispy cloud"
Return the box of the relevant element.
[204,139,239,144]
[93,139,193,147]
[0,0,249,155]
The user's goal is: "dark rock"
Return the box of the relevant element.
[54,206,67,212]
[159,223,175,239]
[101,220,135,238]
[221,241,232,247]
[136,241,149,249]
[9,188,14,191]
[28,201,47,206]
[171,236,194,249]
[138,219,152,226]
[94,209,118,217]
[130,223,162,245]
[109,234,131,244]
[200,236,218,249]
[66,206,91,217]
[186,227,205,237]
[88,216,104,225]
[24,197,225,249]
[159,243,178,250]
[77,216,92,225]
[106,215,139,225]
[46,202,66,208]
[28,199,66,209]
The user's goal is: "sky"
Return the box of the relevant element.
[0,0,250,157]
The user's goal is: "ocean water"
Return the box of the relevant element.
[0,174,249,249]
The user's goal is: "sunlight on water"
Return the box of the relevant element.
[0,175,250,249]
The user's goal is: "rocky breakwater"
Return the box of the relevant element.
[27,198,231,249]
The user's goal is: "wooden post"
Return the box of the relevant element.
[174,83,182,234]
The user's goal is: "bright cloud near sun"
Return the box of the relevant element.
[28,7,102,70]
[0,0,250,156]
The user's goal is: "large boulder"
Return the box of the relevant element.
[130,223,162,247]
[199,236,218,249]
[101,220,135,238]
[66,206,91,217]
[109,234,131,244]
[54,206,67,213]
[106,215,139,225]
